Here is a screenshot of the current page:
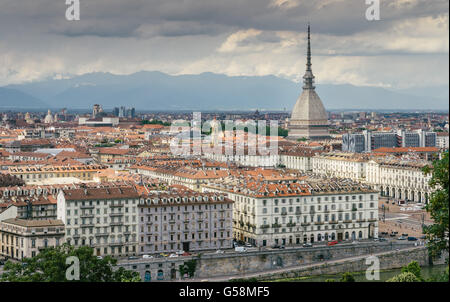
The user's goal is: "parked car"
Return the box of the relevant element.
[351,241,359,244]
[245,243,253,248]
[271,244,281,249]
[128,256,139,260]
[96,256,103,260]
[303,243,313,248]
[235,246,247,253]
[407,237,418,241]
[215,250,224,254]
[327,240,338,246]
[176,250,184,255]
[142,254,153,259]
[182,252,191,256]
[397,236,407,240]
[169,253,178,258]
[159,253,169,257]
[378,238,387,242]
[402,234,409,237]
[420,235,427,240]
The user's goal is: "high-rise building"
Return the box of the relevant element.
[288,25,329,140]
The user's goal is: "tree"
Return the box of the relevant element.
[386,272,420,282]
[340,272,355,282]
[0,244,140,282]
[401,261,423,281]
[422,152,449,261]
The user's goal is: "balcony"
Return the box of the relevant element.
[315,222,324,225]
[80,214,94,218]
[110,221,124,226]
[357,219,366,223]
[301,223,310,226]
[80,224,95,228]
[95,232,109,237]
[368,218,378,222]
[260,224,270,229]
[80,205,94,209]
[110,204,124,208]
[272,223,281,228]
[281,212,287,216]
[329,221,338,224]
[343,220,352,223]
[295,211,302,215]
[286,222,296,227]
[109,213,124,217]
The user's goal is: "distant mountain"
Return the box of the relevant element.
[0,87,48,109]
[4,71,449,111]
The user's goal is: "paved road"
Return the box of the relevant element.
[178,245,421,282]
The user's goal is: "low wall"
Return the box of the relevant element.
[255,247,430,281]
[194,242,415,278]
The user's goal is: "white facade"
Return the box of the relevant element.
[366,160,433,203]
[204,184,379,247]
[57,187,140,257]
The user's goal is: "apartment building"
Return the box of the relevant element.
[0,186,59,220]
[138,189,233,254]
[203,179,379,247]
[311,153,367,181]
[366,158,433,203]
[0,218,65,260]
[57,185,140,257]
[7,165,106,185]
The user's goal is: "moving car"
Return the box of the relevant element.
[176,250,185,255]
[407,237,418,241]
[142,254,153,259]
[182,252,191,256]
[245,243,253,248]
[215,250,224,254]
[303,243,313,248]
[327,240,338,246]
[128,256,139,260]
[169,253,178,258]
[397,236,407,240]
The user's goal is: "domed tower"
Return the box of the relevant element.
[44,109,54,124]
[288,24,329,140]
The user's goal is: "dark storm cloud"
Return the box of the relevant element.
[0,0,447,38]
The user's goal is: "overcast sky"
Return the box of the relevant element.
[0,0,448,89]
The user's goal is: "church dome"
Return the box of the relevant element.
[290,89,327,121]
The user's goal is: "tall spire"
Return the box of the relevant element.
[303,23,315,90]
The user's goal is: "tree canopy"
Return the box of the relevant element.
[0,244,140,282]
[423,152,449,260]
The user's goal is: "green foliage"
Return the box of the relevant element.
[422,152,449,260]
[340,272,355,282]
[386,272,420,282]
[179,259,197,278]
[0,244,140,282]
[325,278,336,282]
[401,261,423,281]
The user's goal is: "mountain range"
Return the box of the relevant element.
[1,71,448,111]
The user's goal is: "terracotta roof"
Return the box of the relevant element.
[1,218,64,227]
